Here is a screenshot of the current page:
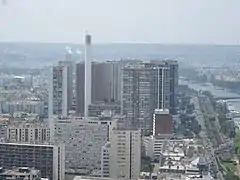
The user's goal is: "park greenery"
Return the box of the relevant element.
[178,92,201,138]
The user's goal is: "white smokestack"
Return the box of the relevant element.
[84,31,92,117]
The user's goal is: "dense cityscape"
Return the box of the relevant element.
[1,1,240,180]
[0,32,239,180]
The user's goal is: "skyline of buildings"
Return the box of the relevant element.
[0,33,180,180]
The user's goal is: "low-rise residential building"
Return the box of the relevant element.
[143,135,186,161]
[0,167,41,180]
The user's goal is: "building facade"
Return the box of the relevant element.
[121,64,152,131]
[109,128,141,180]
[148,60,178,114]
[7,120,51,144]
[121,60,178,131]
[153,109,172,136]
[101,142,111,177]
[1,100,44,117]
[52,116,117,174]
[0,142,65,180]
[76,61,121,116]
[48,65,69,117]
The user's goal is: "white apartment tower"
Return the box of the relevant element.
[101,141,111,177]
[49,65,69,117]
[84,32,92,117]
[109,128,141,180]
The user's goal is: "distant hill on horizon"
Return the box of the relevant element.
[0,42,239,69]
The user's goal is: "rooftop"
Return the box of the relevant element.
[74,176,129,180]
[0,167,40,176]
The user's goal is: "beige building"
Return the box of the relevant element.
[109,128,141,180]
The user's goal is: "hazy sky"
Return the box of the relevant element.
[0,0,239,44]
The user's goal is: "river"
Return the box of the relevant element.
[180,80,240,113]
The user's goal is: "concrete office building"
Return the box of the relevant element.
[153,109,172,136]
[0,167,41,180]
[48,65,69,117]
[0,100,44,116]
[76,61,121,116]
[121,60,178,131]
[149,65,170,111]
[51,115,117,174]
[75,62,85,116]
[168,60,179,115]
[0,142,65,180]
[121,63,152,131]
[7,119,51,144]
[109,128,141,180]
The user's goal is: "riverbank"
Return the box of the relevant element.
[180,80,240,113]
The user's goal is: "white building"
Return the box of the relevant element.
[48,65,69,117]
[101,142,111,177]
[109,128,141,180]
[7,119,50,144]
[51,115,117,174]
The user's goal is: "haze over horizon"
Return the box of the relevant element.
[0,0,239,45]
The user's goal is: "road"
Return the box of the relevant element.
[192,96,224,180]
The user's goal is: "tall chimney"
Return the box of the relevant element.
[84,31,92,117]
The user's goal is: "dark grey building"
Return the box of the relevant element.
[121,60,178,132]
[76,61,121,116]
[147,60,178,114]
[0,142,65,180]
